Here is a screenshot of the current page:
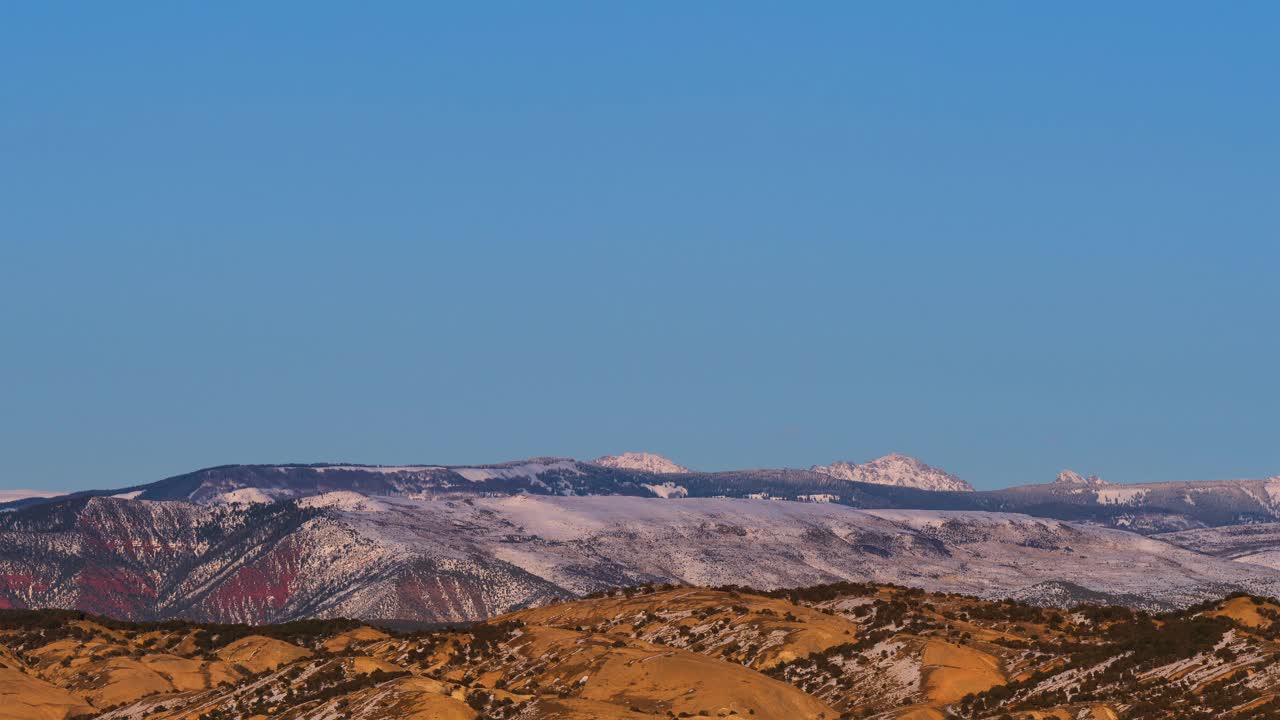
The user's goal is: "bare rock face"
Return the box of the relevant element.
[594,452,691,474]
[811,453,975,492]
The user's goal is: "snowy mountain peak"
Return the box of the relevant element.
[1053,469,1110,486]
[594,452,691,474]
[810,453,974,492]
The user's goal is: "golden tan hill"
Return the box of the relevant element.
[506,587,859,669]
[528,697,656,719]
[1209,596,1280,629]
[26,636,131,672]
[62,656,173,707]
[0,643,24,669]
[322,625,392,652]
[389,676,479,720]
[169,631,203,656]
[289,674,478,720]
[0,667,95,720]
[215,635,310,673]
[919,639,1004,704]
[351,654,406,675]
[583,644,832,718]
[141,652,241,691]
[894,707,946,720]
[66,621,127,643]
[490,624,834,719]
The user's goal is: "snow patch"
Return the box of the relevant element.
[1265,477,1280,507]
[211,488,292,505]
[642,482,688,499]
[300,491,384,512]
[1096,487,1149,505]
[798,494,839,503]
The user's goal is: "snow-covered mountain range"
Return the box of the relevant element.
[3,454,1280,624]
[1,493,1275,625]
[6,455,1280,534]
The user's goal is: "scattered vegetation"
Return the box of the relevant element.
[2,582,1278,719]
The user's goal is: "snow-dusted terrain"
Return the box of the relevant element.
[1157,522,1280,571]
[4,491,1279,624]
[811,453,975,492]
[594,452,691,474]
[454,497,1280,609]
[4,455,1280,624]
[1052,469,1111,487]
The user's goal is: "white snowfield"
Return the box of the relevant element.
[210,487,294,505]
[1265,476,1280,505]
[642,482,689,498]
[298,490,382,511]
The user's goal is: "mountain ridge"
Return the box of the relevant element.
[8,456,1280,536]
[8,454,1277,510]
[2,492,1279,626]
[811,452,976,492]
[593,451,691,474]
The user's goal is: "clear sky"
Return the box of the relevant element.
[2,3,1277,492]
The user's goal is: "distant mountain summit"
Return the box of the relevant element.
[1053,469,1111,486]
[0,489,63,503]
[810,453,974,492]
[594,452,690,474]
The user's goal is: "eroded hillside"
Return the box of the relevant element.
[2,583,1280,719]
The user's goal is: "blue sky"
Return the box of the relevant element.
[2,3,1277,492]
